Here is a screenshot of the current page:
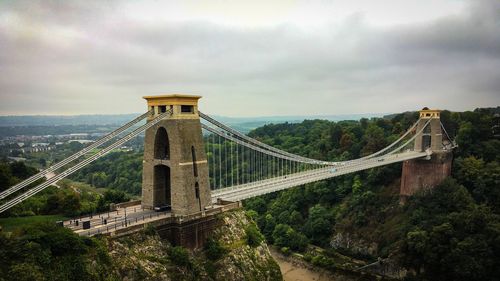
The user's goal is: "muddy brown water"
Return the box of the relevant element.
[270,249,338,281]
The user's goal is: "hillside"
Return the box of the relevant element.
[243,108,500,280]
[1,107,499,280]
[0,209,281,281]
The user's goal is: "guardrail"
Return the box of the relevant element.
[76,201,242,237]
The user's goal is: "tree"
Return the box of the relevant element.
[454,156,485,189]
[262,214,276,242]
[0,164,14,191]
[352,175,362,194]
[361,124,386,156]
[455,121,477,155]
[245,197,267,214]
[9,161,37,181]
[204,238,227,260]
[61,192,81,216]
[272,224,308,252]
[103,189,129,203]
[245,224,265,247]
[401,179,500,281]
[339,133,353,152]
[329,124,343,148]
[168,246,191,268]
[304,204,333,246]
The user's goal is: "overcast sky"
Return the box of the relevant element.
[0,0,499,116]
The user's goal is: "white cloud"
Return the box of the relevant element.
[0,0,498,116]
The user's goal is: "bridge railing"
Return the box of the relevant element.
[76,201,243,237]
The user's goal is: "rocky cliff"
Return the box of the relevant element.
[107,210,282,281]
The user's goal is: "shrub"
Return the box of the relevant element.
[245,224,265,247]
[311,254,334,268]
[272,224,308,252]
[167,246,191,268]
[280,247,291,256]
[143,223,156,236]
[204,237,227,260]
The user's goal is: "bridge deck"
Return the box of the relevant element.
[65,151,428,237]
[211,151,428,202]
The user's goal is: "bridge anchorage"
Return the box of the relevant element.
[400,108,455,203]
[0,95,455,249]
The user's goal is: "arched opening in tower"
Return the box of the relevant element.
[153,165,171,207]
[154,127,170,159]
[422,124,431,150]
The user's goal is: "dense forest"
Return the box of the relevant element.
[243,107,500,280]
[0,160,131,218]
[1,107,499,280]
[70,151,143,195]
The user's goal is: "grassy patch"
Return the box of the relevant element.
[228,239,247,250]
[0,215,67,232]
[58,178,105,194]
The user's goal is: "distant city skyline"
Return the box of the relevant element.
[0,0,499,117]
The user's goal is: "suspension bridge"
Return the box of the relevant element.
[0,95,455,244]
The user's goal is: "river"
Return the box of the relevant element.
[270,248,338,281]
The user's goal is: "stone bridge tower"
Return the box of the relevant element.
[400,108,453,201]
[141,94,211,215]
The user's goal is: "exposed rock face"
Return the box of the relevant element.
[107,210,282,281]
[108,233,174,281]
[329,232,407,279]
[330,232,378,257]
[212,211,282,281]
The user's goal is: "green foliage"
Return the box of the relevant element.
[167,246,191,268]
[280,247,291,255]
[0,161,37,192]
[361,124,387,156]
[351,175,362,194]
[244,224,265,247]
[204,237,228,260]
[0,159,132,219]
[454,156,500,212]
[142,223,157,236]
[401,179,500,281]
[45,190,81,216]
[272,224,308,252]
[0,215,67,232]
[102,189,130,203]
[0,222,113,281]
[304,204,334,246]
[70,151,143,195]
[244,197,267,214]
[242,107,500,280]
[3,106,499,280]
[311,254,333,268]
[245,209,259,221]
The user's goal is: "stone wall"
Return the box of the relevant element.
[142,118,211,215]
[400,151,453,200]
[156,214,223,249]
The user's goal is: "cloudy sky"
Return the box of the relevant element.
[0,0,499,116]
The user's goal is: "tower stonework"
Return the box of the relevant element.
[400,108,453,200]
[142,94,211,215]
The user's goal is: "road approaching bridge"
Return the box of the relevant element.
[64,204,170,236]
